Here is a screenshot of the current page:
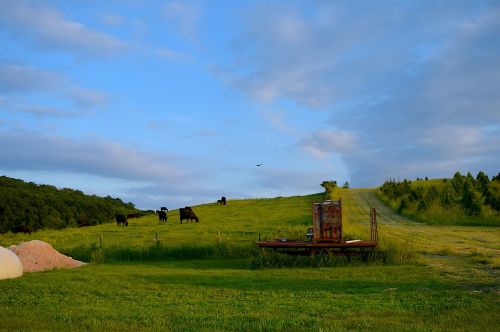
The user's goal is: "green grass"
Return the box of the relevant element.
[1,260,498,332]
[342,189,499,282]
[1,190,499,331]
[0,194,323,252]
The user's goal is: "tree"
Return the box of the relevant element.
[321,180,337,188]
[398,198,409,213]
[475,171,490,195]
[342,181,350,189]
[486,180,500,211]
[461,178,482,216]
[440,183,455,207]
[451,172,464,195]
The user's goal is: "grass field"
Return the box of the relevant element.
[1,189,499,331]
[0,194,323,253]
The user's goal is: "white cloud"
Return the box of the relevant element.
[0,61,61,93]
[300,130,358,157]
[257,108,299,135]
[0,130,190,183]
[0,101,76,118]
[221,1,500,186]
[163,1,201,42]
[0,61,109,116]
[100,14,126,27]
[0,1,127,57]
[252,167,330,195]
[0,129,270,209]
[68,87,108,109]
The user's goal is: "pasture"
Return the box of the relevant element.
[1,190,499,331]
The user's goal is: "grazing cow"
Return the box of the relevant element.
[179,207,199,223]
[116,214,128,226]
[217,196,227,205]
[158,210,167,223]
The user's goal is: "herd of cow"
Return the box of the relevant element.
[114,196,227,226]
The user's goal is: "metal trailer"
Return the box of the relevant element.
[256,200,378,256]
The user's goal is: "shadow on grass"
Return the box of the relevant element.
[63,242,258,264]
[138,269,455,295]
[62,238,418,273]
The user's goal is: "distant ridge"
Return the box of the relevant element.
[0,176,138,233]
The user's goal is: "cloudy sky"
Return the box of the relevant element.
[0,0,499,209]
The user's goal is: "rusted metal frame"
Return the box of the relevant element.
[266,244,376,256]
[370,208,378,243]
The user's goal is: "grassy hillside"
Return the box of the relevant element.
[1,189,499,331]
[377,172,500,226]
[0,194,324,262]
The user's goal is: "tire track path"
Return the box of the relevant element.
[343,189,500,285]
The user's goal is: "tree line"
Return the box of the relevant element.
[378,171,500,226]
[0,176,138,233]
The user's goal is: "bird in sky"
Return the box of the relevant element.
[256,164,263,167]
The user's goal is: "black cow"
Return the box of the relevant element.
[217,196,227,205]
[159,210,167,222]
[179,206,199,223]
[160,207,168,211]
[116,214,128,226]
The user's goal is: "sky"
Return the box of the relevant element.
[0,0,499,210]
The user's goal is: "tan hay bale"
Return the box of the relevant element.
[8,240,86,273]
[0,246,23,280]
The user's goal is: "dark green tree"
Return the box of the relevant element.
[461,178,482,216]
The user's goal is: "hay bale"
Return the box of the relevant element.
[0,246,23,280]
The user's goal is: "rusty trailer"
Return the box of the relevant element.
[256,200,378,256]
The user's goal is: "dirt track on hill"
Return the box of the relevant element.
[346,189,500,286]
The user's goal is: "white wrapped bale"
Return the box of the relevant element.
[0,246,23,280]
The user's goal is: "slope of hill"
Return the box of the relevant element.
[1,188,498,331]
[0,193,324,259]
[377,171,500,226]
[0,176,138,233]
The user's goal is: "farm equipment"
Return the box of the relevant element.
[256,199,378,256]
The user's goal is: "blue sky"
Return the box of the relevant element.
[0,0,499,210]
